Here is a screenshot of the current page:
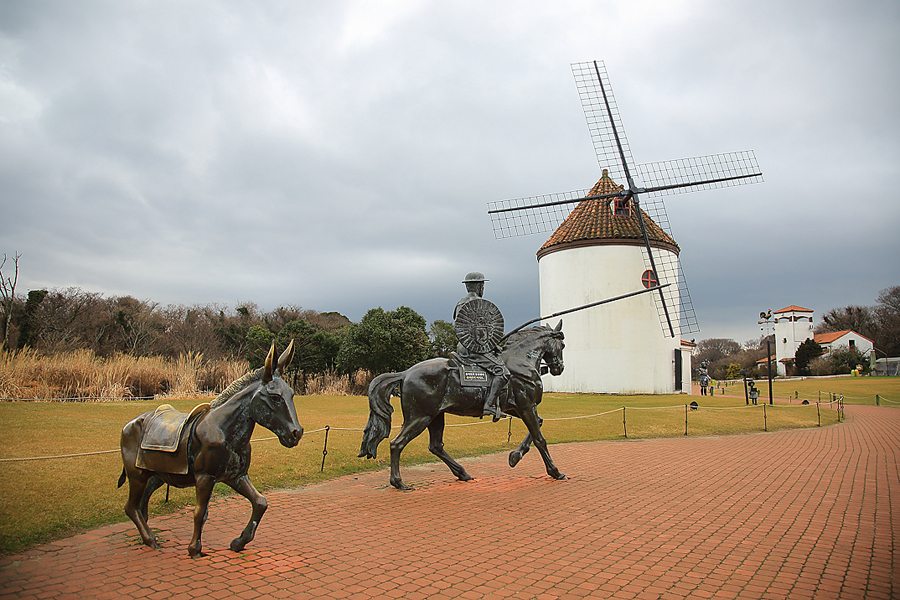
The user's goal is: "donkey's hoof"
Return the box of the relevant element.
[457,472,473,482]
[509,451,522,468]
[230,538,247,553]
[553,473,568,481]
[390,479,411,491]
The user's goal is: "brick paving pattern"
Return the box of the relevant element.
[1,404,896,599]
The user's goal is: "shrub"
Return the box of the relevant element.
[810,356,833,376]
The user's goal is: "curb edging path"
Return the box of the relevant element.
[1,405,896,599]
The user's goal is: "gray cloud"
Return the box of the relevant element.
[1,0,898,345]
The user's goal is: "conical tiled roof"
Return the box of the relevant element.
[536,169,679,259]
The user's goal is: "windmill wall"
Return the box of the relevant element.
[538,243,682,394]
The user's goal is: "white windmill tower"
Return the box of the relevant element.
[488,61,763,394]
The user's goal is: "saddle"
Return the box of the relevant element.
[136,403,210,475]
[448,353,491,388]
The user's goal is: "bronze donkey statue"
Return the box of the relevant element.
[118,341,302,557]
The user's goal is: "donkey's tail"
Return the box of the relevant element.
[117,467,127,488]
[358,372,402,459]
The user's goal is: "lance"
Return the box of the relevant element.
[500,283,672,344]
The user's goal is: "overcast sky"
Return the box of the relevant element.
[1,0,898,345]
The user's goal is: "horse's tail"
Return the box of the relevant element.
[358,372,402,459]
[117,467,127,488]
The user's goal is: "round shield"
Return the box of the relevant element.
[454,297,504,353]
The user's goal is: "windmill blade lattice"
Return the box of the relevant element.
[488,189,590,239]
[573,60,695,336]
[636,151,763,197]
[572,61,636,189]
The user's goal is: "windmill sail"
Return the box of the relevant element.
[488,60,763,338]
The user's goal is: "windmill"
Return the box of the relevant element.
[488,60,763,340]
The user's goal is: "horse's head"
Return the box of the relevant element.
[251,341,304,448]
[542,320,565,376]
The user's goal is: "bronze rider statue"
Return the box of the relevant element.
[453,272,510,422]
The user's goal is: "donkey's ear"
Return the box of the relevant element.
[278,340,295,373]
[263,341,276,383]
[555,320,563,332]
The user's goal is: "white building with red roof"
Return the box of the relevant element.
[769,305,874,375]
[814,330,875,359]
[773,305,815,376]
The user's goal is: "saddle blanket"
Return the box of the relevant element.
[140,403,209,451]
[448,353,492,387]
[136,403,209,474]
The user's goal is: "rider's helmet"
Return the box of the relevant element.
[462,272,488,284]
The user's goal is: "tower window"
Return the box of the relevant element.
[614,198,630,216]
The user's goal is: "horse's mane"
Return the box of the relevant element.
[503,324,557,349]
[210,367,264,408]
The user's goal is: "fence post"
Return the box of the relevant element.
[817,402,820,427]
[507,417,512,443]
[876,394,881,406]
[763,403,767,432]
[623,406,627,438]
[684,404,688,436]
[320,425,330,472]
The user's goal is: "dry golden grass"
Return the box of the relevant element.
[0,349,250,400]
[0,390,845,555]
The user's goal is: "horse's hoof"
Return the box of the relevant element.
[509,451,522,468]
[554,473,568,481]
[457,472,473,482]
[391,480,411,491]
[142,537,159,550]
[188,545,202,558]
[230,539,247,553]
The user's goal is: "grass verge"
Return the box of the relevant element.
[712,375,900,405]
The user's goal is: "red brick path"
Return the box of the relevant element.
[1,405,897,599]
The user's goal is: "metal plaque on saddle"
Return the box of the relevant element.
[136,403,210,474]
[454,297,504,354]
[459,365,491,387]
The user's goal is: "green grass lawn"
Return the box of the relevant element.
[712,375,900,406]
[0,386,857,555]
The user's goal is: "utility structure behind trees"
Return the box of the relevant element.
[488,60,762,394]
[0,252,21,350]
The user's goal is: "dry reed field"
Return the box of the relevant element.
[0,385,854,555]
[0,348,251,400]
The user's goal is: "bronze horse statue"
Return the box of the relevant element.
[359,322,566,490]
[118,342,303,557]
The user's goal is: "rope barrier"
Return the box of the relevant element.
[1,396,156,403]
[0,397,849,463]
[0,449,120,462]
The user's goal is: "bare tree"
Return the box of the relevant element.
[815,305,877,338]
[874,286,900,355]
[694,338,742,366]
[33,287,108,352]
[112,296,165,355]
[0,252,21,350]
